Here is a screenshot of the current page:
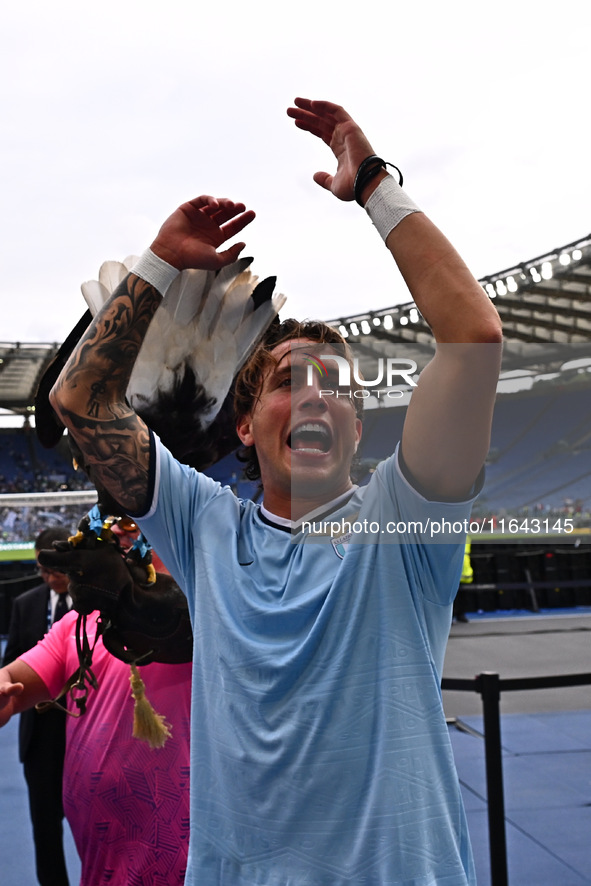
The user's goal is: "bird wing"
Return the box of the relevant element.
[38,255,286,472]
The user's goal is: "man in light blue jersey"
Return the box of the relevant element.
[41,98,502,884]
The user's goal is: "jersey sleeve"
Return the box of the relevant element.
[134,433,235,603]
[361,446,480,607]
[19,612,76,699]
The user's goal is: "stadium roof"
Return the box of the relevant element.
[327,232,591,380]
[0,342,59,416]
[1,233,590,418]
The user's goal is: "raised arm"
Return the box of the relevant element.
[288,98,502,499]
[49,196,255,516]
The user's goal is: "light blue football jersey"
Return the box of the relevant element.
[137,436,476,885]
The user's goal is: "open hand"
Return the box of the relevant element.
[150,195,256,271]
[0,679,24,726]
[287,98,376,201]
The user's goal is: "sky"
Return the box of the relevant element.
[1,0,590,345]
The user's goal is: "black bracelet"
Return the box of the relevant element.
[353,155,404,206]
[353,155,383,205]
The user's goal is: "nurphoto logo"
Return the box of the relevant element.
[305,353,418,401]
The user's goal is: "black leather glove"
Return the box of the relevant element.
[38,538,193,665]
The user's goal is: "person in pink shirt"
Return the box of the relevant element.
[0,608,191,885]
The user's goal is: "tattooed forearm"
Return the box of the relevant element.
[55,274,160,417]
[50,273,161,514]
[66,409,153,514]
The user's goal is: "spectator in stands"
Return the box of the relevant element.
[2,527,72,886]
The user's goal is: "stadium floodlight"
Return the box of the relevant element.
[338,325,349,338]
[541,261,553,280]
[506,276,518,292]
[361,320,371,334]
[559,253,571,265]
[409,309,419,324]
[400,316,409,326]
[383,315,393,329]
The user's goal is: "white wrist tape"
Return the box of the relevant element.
[131,248,180,297]
[364,175,421,242]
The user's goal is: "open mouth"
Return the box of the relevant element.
[288,422,332,453]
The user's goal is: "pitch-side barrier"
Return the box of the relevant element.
[442,671,591,886]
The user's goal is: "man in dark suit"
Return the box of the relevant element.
[2,526,72,886]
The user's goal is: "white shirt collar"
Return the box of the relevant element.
[260,486,359,530]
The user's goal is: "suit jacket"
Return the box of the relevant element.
[2,582,65,762]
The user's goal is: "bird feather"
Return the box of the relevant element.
[98,260,130,295]
[74,254,285,462]
[81,279,111,316]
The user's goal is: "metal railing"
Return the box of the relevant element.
[442,671,591,886]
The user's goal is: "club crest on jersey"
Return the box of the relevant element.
[332,531,352,559]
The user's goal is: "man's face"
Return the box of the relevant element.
[236,340,362,518]
[36,559,70,595]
